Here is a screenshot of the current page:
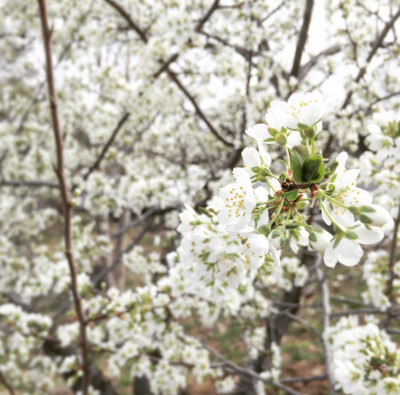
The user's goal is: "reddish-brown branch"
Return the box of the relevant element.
[37,1,90,393]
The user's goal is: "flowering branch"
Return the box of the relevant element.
[37,1,90,393]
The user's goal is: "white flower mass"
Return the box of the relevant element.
[0,0,399,394]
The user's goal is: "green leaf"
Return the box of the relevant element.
[359,214,372,224]
[361,205,376,213]
[297,123,309,129]
[290,145,309,183]
[302,155,325,183]
[333,236,341,249]
[324,160,338,178]
[309,232,317,242]
[283,188,299,201]
[345,231,358,240]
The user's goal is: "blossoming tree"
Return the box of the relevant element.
[0,0,399,394]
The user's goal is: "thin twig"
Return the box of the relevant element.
[93,217,152,286]
[103,0,232,147]
[0,180,58,188]
[37,1,90,393]
[315,260,337,395]
[83,112,130,180]
[204,344,304,395]
[330,308,388,317]
[384,203,400,328]
[342,7,400,109]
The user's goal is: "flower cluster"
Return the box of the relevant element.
[214,91,393,272]
[329,317,400,395]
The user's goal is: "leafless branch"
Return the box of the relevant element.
[93,217,152,286]
[195,0,220,32]
[104,0,148,43]
[316,260,337,395]
[0,180,58,188]
[204,344,304,395]
[37,1,90,393]
[83,112,130,180]
[290,0,314,77]
[384,203,400,328]
[0,371,15,395]
[342,7,400,109]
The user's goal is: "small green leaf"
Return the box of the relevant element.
[283,188,299,201]
[359,214,372,224]
[348,206,361,215]
[302,155,325,183]
[345,231,358,240]
[333,237,341,249]
[290,145,310,183]
[324,160,338,178]
[361,205,376,213]
[308,232,317,242]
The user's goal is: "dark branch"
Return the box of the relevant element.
[103,0,148,43]
[37,0,90,392]
[0,180,58,188]
[342,7,400,109]
[83,112,130,180]
[290,0,314,77]
[195,0,219,32]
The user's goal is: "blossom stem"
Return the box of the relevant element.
[272,199,285,227]
[285,145,291,168]
[311,137,316,154]
[318,190,348,210]
[317,195,345,232]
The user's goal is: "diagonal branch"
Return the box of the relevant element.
[166,69,234,146]
[195,0,219,32]
[342,7,400,109]
[37,1,90,393]
[93,217,152,286]
[290,0,314,77]
[103,0,148,43]
[103,0,232,147]
[83,112,130,180]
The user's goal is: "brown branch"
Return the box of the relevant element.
[37,1,90,393]
[0,371,15,395]
[281,374,327,384]
[204,344,303,395]
[290,0,314,77]
[0,180,58,188]
[342,7,400,109]
[298,44,340,80]
[166,69,234,146]
[93,217,152,287]
[195,0,219,32]
[330,308,389,317]
[315,260,337,395]
[83,112,130,180]
[103,0,232,147]
[152,53,179,79]
[385,203,400,315]
[111,205,178,239]
[104,0,148,43]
